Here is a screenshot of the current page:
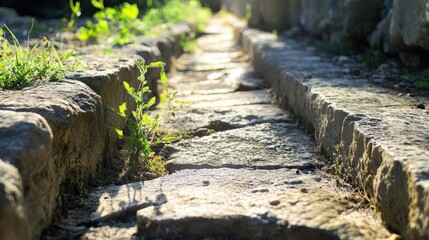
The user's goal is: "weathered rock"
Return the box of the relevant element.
[221,0,251,18]
[179,89,272,109]
[391,0,429,51]
[197,32,238,52]
[165,123,317,171]
[299,0,341,39]
[170,66,266,94]
[61,168,391,240]
[69,54,141,161]
[0,110,53,239]
[256,0,301,31]
[232,17,429,239]
[162,104,290,133]
[0,80,104,237]
[135,168,391,240]
[368,10,397,55]
[300,0,382,44]
[0,160,29,240]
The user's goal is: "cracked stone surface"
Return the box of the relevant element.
[228,15,429,239]
[136,168,391,240]
[44,15,395,240]
[162,104,292,133]
[61,168,391,240]
[165,123,317,171]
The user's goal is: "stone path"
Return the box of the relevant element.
[43,17,395,240]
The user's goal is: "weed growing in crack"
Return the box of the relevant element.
[114,60,186,177]
[0,24,77,90]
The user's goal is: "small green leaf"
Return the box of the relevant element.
[161,69,167,86]
[142,115,154,125]
[148,61,166,68]
[118,102,127,117]
[91,0,104,9]
[147,97,156,108]
[123,81,135,95]
[159,94,166,104]
[61,50,74,60]
[114,128,124,139]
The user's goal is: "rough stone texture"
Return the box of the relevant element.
[389,0,429,66]
[299,0,341,39]
[340,0,382,44]
[179,89,272,108]
[0,110,53,239]
[162,104,289,133]
[62,169,391,240]
[40,15,396,240]
[169,66,266,95]
[0,80,104,237]
[299,0,383,44]
[391,0,429,51]
[134,169,391,240]
[221,0,251,18]
[254,0,301,31]
[368,10,397,55]
[0,160,30,240]
[229,16,429,240]
[68,54,142,162]
[165,123,316,171]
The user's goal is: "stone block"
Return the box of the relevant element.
[0,80,104,237]
[69,54,141,161]
[0,110,53,239]
[300,0,382,44]
[0,159,29,240]
[391,0,429,50]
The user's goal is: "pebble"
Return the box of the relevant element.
[269,199,280,206]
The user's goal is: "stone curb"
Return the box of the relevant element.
[227,16,429,240]
[0,22,194,239]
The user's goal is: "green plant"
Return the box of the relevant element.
[114,60,185,177]
[142,0,211,35]
[180,32,197,53]
[68,0,82,28]
[0,24,76,90]
[75,0,211,45]
[411,69,429,89]
[77,0,143,45]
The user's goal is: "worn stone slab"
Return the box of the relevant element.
[170,66,267,95]
[0,159,30,240]
[68,54,143,158]
[0,80,104,237]
[179,89,272,108]
[162,104,292,133]
[0,110,53,239]
[136,168,391,240]
[59,169,391,239]
[230,16,429,240]
[197,33,238,52]
[165,123,317,172]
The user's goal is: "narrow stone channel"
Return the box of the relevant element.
[43,16,394,240]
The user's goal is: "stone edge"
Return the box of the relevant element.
[226,16,428,240]
[0,22,195,240]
